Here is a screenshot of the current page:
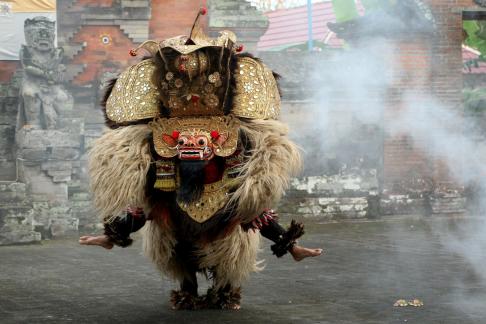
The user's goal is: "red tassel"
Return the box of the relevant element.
[200,7,207,15]
[129,49,137,57]
[172,131,180,139]
[235,45,244,53]
[210,130,220,140]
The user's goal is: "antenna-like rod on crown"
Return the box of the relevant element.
[129,40,160,57]
[189,7,208,40]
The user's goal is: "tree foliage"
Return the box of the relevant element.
[464,20,486,59]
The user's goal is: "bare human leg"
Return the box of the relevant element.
[79,235,114,250]
[289,245,323,262]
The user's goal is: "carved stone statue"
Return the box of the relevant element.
[17,16,71,130]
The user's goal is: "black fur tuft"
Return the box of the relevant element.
[204,285,241,309]
[177,160,206,204]
[272,71,283,98]
[100,78,120,129]
[270,220,305,257]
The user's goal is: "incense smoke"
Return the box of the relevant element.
[275,3,486,313]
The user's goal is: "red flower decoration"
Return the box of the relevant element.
[236,45,244,53]
[191,94,200,103]
[210,130,220,140]
[178,64,186,72]
[200,7,207,15]
[172,131,180,139]
[129,49,137,57]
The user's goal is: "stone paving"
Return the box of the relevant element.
[1,217,486,324]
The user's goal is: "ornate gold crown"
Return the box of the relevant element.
[104,7,281,123]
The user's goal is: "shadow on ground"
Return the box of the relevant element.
[1,217,485,323]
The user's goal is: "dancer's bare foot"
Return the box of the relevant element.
[223,303,241,310]
[79,235,114,250]
[290,245,323,261]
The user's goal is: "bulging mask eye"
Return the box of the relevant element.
[178,136,188,146]
[196,136,208,146]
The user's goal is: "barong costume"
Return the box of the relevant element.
[89,8,305,309]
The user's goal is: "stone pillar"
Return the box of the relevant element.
[208,0,268,53]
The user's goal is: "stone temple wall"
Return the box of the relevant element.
[0,0,270,245]
[0,0,479,245]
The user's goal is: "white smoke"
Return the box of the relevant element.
[285,5,486,305]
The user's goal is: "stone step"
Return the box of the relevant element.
[58,25,83,45]
[210,0,255,11]
[120,0,150,8]
[116,20,149,44]
[63,43,87,60]
[65,0,81,11]
[209,14,268,28]
[64,64,86,83]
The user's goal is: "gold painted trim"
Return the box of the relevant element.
[232,57,281,120]
[177,170,241,223]
[106,60,160,123]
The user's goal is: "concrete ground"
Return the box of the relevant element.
[1,217,486,324]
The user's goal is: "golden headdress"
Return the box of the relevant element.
[104,7,281,125]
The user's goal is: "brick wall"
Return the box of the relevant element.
[0,62,19,84]
[376,2,474,188]
[149,0,208,40]
[70,26,138,85]
[384,38,434,187]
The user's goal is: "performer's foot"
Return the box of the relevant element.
[79,235,114,250]
[204,286,241,310]
[170,290,200,310]
[290,245,323,261]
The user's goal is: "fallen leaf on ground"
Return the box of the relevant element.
[394,299,409,307]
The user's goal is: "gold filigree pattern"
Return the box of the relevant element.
[232,57,281,120]
[174,52,209,79]
[106,60,160,123]
[157,49,227,118]
[177,170,241,223]
[149,116,240,158]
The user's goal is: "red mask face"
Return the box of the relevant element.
[176,134,214,161]
[161,130,228,161]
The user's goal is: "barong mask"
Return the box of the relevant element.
[149,116,240,161]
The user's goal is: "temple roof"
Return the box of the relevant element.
[257,1,348,51]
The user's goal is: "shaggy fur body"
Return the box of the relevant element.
[90,46,302,306]
[89,125,152,222]
[142,207,261,290]
[230,118,302,224]
[89,118,300,301]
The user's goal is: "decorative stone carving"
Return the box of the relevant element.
[5,16,82,244]
[17,16,72,130]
